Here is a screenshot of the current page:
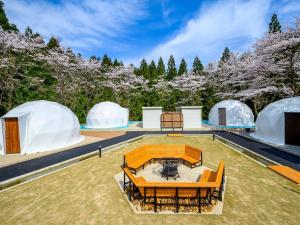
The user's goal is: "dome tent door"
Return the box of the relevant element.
[218,108,226,126]
[4,118,20,154]
[285,112,300,146]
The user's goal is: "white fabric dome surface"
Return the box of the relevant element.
[86,101,129,128]
[251,97,300,145]
[1,100,84,155]
[208,100,255,127]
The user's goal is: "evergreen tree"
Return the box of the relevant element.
[25,26,33,38]
[166,55,177,80]
[0,1,10,30]
[9,23,18,32]
[139,58,150,80]
[192,56,204,74]
[0,1,18,31]
[178,58,187,75]
[47,37,60,49]
[119,61,124,66]
[25,26,39,38]
[157,57,165,77]
[219,47,230,66]
[269,13,281,33]
[149,60,157,80]
[113,59,121,67]
[90,55,97,60]
[101,54,112,67]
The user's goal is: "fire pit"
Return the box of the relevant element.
[161,159,180,180]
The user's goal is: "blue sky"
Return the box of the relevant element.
[4,0,300,66]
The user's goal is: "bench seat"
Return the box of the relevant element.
[182,155,200,164]
[127,155,152,171]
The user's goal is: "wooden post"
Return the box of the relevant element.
[123,171,126,192]
[144,188,146,206]
[154,187,157,212]
[176,187,179,213]
[198,188,201,213]
[129,181,132,201]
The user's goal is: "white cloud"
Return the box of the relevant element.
[145,0,271,65]
[4,0,146,52]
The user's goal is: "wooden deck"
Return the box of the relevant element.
[268,165,300,184]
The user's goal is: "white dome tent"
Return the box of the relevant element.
[251,97,300,146]
[0,100,84,155]
[208,100,254,127]
[86,101,129,128]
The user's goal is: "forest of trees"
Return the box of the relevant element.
[0,0,299,123]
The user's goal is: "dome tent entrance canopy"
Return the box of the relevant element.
[251,97,300,146]
[208,100,254,127]
[0,100,84,155]
[86,101,129,128]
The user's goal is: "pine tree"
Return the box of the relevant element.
[9,23,18,32]
[139,58,150,80]
[101,54,112,67]
[269,13,281,33]
[0,1,18,31]
[47,37,60,49]
[25,26,33,38]
[149,60,157,80]
[166,55,177,80]
[192,56,204,74]
[113,59,121,67]
[157,56,165,77]
[90,55,97,60]
[219,47,230,66]
[0,1,10,30]
[178,58,187,75]
[119,61,124,66]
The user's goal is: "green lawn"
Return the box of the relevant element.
[0,136,299,225]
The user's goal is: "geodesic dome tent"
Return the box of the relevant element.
[0,100,84,155]
[86,101,129,128]
[208,100,254,127]
[251,97,300,146]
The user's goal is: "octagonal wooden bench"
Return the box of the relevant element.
[123,161,225,213]
[124,144,202,174]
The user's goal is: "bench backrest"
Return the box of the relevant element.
[125,146,147,165]
[215,160,225,188]
[185,145,201,160]
[146,144,185,157]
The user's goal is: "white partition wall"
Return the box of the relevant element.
[142,107,162,129]
[180,106,202,129]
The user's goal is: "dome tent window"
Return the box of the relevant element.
[0,100,84,155]
[208,100,254,127]
[251,97,300,146]
[86,101,129,128]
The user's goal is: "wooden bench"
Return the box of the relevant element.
[124,144,202,174]
[268,165,300,184]
[161,112,183,131]
[122,161,225,213]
